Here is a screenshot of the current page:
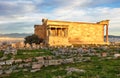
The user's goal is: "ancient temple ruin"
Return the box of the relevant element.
[34,18,109,46]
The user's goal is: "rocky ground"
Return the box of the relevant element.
[0,43,120,78]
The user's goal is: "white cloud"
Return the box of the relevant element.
[49,5,120,35]
[0,0,120,35]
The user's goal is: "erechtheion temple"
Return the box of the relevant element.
[34,18,109,46]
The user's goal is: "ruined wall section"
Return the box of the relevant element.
[48,36,71,46]
[47,20,105,44]
[68,23,104,44]
[34,25,46,40]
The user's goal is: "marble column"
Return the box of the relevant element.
[106,25,108,42]
[55,28,57,36]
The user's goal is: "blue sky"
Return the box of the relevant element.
[0,0,120,35]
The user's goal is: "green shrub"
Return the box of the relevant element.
[0,51,4,58]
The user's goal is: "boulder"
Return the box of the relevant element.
[114,54,120,58]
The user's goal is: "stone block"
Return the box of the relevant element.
[32,63,43,69]
[0,70,3,75]
[35,56,44,60]
[114,54,120,58]
[23,63,31,68]
[23,58,32,63]
[4,69,12,74]
[5,60,14,65]
[0,61,5,65]
[14,59,22,63]
[30,69,40,72]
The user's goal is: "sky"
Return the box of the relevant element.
[0,0,120,35]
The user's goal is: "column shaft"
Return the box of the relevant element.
[106,25,108,42]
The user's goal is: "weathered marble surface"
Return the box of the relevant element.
[34,19,109,46]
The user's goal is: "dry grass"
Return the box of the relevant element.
[0,37,24,41]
